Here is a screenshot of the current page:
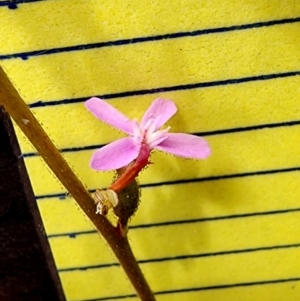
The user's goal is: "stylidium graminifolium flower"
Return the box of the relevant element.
[85,97,211,173]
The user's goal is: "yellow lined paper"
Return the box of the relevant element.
[1,1,300,300]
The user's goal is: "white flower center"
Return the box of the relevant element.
[132,117,170,149]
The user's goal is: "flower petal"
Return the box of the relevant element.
[141,98,177,130]
[90,137,140,171]
[154,133,211,159]
[85,97,134,135]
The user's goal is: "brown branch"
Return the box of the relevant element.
[0,65,156,301]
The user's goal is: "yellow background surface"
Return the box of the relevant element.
[1,0,300,300]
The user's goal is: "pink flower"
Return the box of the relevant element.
[85,97,211,173]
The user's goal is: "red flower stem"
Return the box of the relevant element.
[110,143,150,193]
[0,66,156,301]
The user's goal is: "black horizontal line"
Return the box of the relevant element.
[26,70,300,108]
[36,165,300,200]
[130,207,300,229]
[0,0,43,9]
[48,207,300,239]
[0,0,41,4]
[58,242,300,272]
[36,192,69,200]
[1,16,300,60]
[141,166,300,188]
[23,119,300,158]
[24,143,101,157]
[156,277,300,296]
[48,229,96,239]
[73,277,300,301]
[76,293,136,301]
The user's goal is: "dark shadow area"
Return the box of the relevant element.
[0,106,66,301]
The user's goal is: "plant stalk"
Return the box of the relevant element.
[0,65,156,301]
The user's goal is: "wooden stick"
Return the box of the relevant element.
[0,65,156,301]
